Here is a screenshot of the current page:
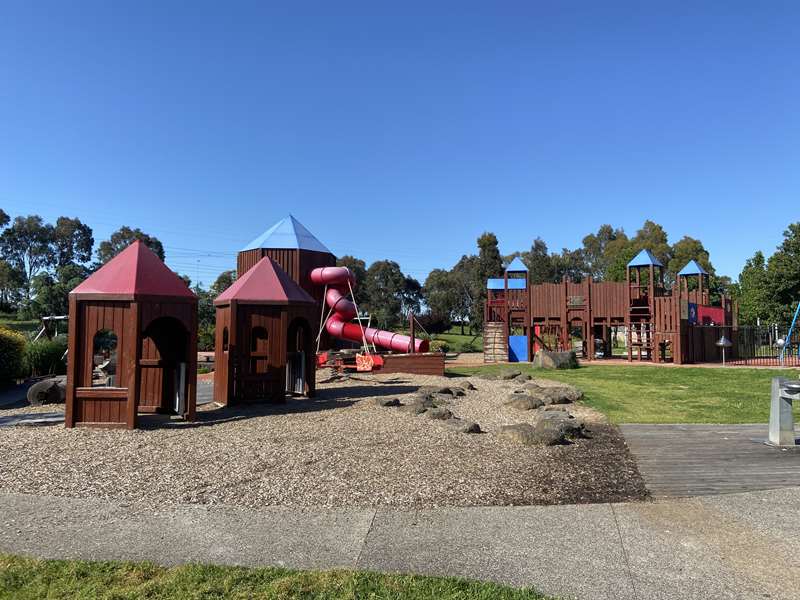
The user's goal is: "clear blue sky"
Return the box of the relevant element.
[1,1,798,286]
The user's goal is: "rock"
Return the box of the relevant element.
[410,394,437,408]
[27,379,63,406]
[497,423,566,446]
[543,405,568,411]
[399,403,429,415]
[452,388,466,397]
[500,369,522,380]
[527,384,583,405]
[434,386,454,396]
[535,416,587,441]
[426,407,454,420]
[477,373,498,381]
[459,381,477,391]
[532,350,579,370]
[446,418,481,433]
[374,397,401,407]
[515,373,533,381]
[504,395,545,410]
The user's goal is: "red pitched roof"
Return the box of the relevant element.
[71,241,196,299]
[214,256,315,305]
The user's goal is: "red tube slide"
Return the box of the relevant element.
[311,266,429,353]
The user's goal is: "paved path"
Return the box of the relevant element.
[1,488,799,600]
[621,424,800,497]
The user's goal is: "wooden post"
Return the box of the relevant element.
[186,300,197,421]
[65,294,79,428]
[228,300,238,404]
[126,301,141,430]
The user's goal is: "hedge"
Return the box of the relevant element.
[24,337,68,377]
[0,327,26,384]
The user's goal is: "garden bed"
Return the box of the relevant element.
[0,370,646,508]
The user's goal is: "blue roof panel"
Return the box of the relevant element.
[627,249,664,268]
[487,278,527,290]
[678,259,709,276]
[505,257,528,272]
[241,215,332,253]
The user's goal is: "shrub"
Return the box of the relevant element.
[428,339,450,353]
[24,337,68,377]
[416,313,452,335]
[460,341,478,353]
[0,327,26,384]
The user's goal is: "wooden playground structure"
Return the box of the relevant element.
[484,251,738,365]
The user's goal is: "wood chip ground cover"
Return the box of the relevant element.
[0,371,646,508]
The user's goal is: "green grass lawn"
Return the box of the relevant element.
[448,363,798,424]
[0,555,553,600]
[434,329,483,352]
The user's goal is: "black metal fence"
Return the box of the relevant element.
[690,324,800,366]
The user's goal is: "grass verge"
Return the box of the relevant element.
[0,554,554,600]
[448,363,798,424]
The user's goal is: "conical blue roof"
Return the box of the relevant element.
[506,257,528,272]
[627,249,664,268]
[678,259,708,276]
[241,215,332,253]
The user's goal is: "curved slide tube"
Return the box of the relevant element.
[311,267,429,353]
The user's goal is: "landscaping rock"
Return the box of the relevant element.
[445,418,482,434]
[459,381,477,391]
[504,395,545,410]
[500,369,522,380]
[374,397,401,407]
[399,403,429,415]
[497,423,566,446]
[532,350,579,370]
[543,404,568,411]
[26,379,64,406]
[426,407,454,420]
[452,388,466,397]
[526,384,583,406]
[515,373,533,381]
[434,386,454,396]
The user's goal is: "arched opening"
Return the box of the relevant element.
[92,329,119,387]
[286,318,311,395]
[141,316,190,414]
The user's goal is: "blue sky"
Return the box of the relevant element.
[1,1,798,286]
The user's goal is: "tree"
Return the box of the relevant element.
[0,215,55,303]
[668,236,713,278]
[551,248,588,282]
[424,268,458,319]
[520,238,555,284]
[96,226,165,264]
[211,270,236,297]
[400,276,423,316]
[363,260,406,328]
[0,260,24,312]
[472,233,504,329]
[451,254,480,333]
[53,217,93,268]
[631,220,671,267]
[0,209,9,229]
[603,237,636,282]
[765,223,800,323]
[29,263,90,317]
[582,225,626,280]
[336,255,368,305]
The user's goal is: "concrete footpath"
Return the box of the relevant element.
[1,488,799,600]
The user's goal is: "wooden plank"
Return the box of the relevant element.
[621,424,800,498]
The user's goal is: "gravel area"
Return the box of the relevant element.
[0,371,646,508]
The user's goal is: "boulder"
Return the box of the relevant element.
[535,416,587,441]
[27,379,64,406]
[452,388,466,397]
[434,386,454,396]
[459,381,477,391]
[532,350,579,370]
[497,423,566,446]
[374,397,401,407]
[515,373,533,381]
[426,407,454,420]
[399,403,429,415]
[504,395,545,411]
[446,418,482,434]
[527,384,583,406]
[500,369,522,380]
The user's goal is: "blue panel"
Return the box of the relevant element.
[688,303,698,325]
[487,278,527,290]
[508,336,528,362]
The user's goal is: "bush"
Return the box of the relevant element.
[460,342,478,353]
[428,339,450,353]
[0,327,26,384]
[24,337,68,377]
[416,312,452,335]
